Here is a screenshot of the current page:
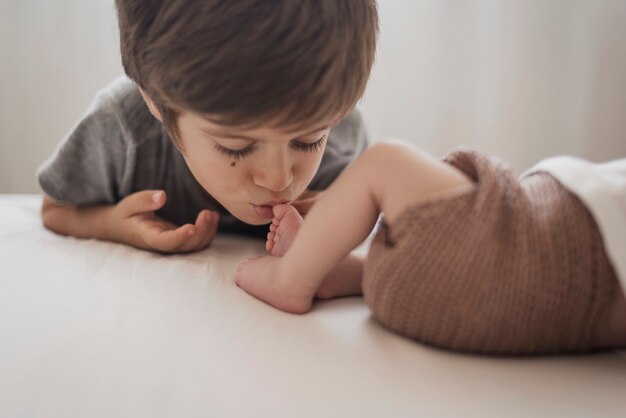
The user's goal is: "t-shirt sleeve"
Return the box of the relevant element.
[37,92,132,206]
[308,107,369,190]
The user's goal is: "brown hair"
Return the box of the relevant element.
[115,0,378,143]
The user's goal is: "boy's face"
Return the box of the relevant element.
[175,110,333,225]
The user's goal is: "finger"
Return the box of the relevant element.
[195,210,213,248]
[205,211,219,245]
[192,211,218,251]
[172,210,210,252]
[176,210,219,252]
[192,210,219,251]
[118,189,167,218]
[144,223,196,253]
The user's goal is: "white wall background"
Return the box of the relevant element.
[361,0,626,172]
[1,0,625,193]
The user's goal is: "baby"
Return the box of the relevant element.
[235,141,626,355]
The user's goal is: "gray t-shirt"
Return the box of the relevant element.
[37,77,369,236]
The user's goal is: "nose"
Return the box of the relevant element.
[253,152,294,192]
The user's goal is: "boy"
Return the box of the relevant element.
[38,0,378,253]
[235,142,626,355]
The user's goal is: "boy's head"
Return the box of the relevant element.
[115,0,378,224]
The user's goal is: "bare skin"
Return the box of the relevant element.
[235,141,474,313]
[234,141,626,349]
[266,204,302,256]
[42,187,317,254]
[41,89,342,253]
[265,204,364,300]
[42,190,219,253]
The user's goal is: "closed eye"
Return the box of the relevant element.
[213,143,255,161]
[291,135,327,153]
[214,135,327,160]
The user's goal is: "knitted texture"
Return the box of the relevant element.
[362,150,622,355]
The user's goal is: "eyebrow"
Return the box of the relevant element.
[201,126,329,141]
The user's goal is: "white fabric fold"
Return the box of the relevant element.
[525,157,626,295]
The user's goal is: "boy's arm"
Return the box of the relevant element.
[42,195,117,241]
[41,190,219,253]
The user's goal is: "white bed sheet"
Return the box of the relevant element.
[0,195,625,418]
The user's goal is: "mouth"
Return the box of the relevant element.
[251,200,292,219]
[258,200,291,207]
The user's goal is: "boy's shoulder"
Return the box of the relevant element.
[87,76,163,148]
[37,77,174,207]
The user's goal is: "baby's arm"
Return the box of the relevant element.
[42,190,219,253]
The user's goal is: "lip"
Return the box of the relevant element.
[251,200,292,220]
[257,200,291,206]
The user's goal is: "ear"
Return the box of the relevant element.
[138,87,163,122]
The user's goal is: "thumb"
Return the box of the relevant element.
[118,189,167,217]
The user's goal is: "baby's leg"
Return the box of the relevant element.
[367,142,474,225]
[266,204,364,299]
[235,142,472,313]
[277,141,472,284]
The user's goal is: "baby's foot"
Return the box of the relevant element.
[234,256,314,314]
[266,204,303,256]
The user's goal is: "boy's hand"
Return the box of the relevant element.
[110,190,219,253]
[291,190,323,216]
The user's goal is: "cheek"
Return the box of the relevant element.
[298,151,325,179]
[183,148,245,191]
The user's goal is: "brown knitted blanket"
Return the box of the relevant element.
[362,150,622,355]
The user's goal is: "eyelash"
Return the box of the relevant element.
[214,135,327,161]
